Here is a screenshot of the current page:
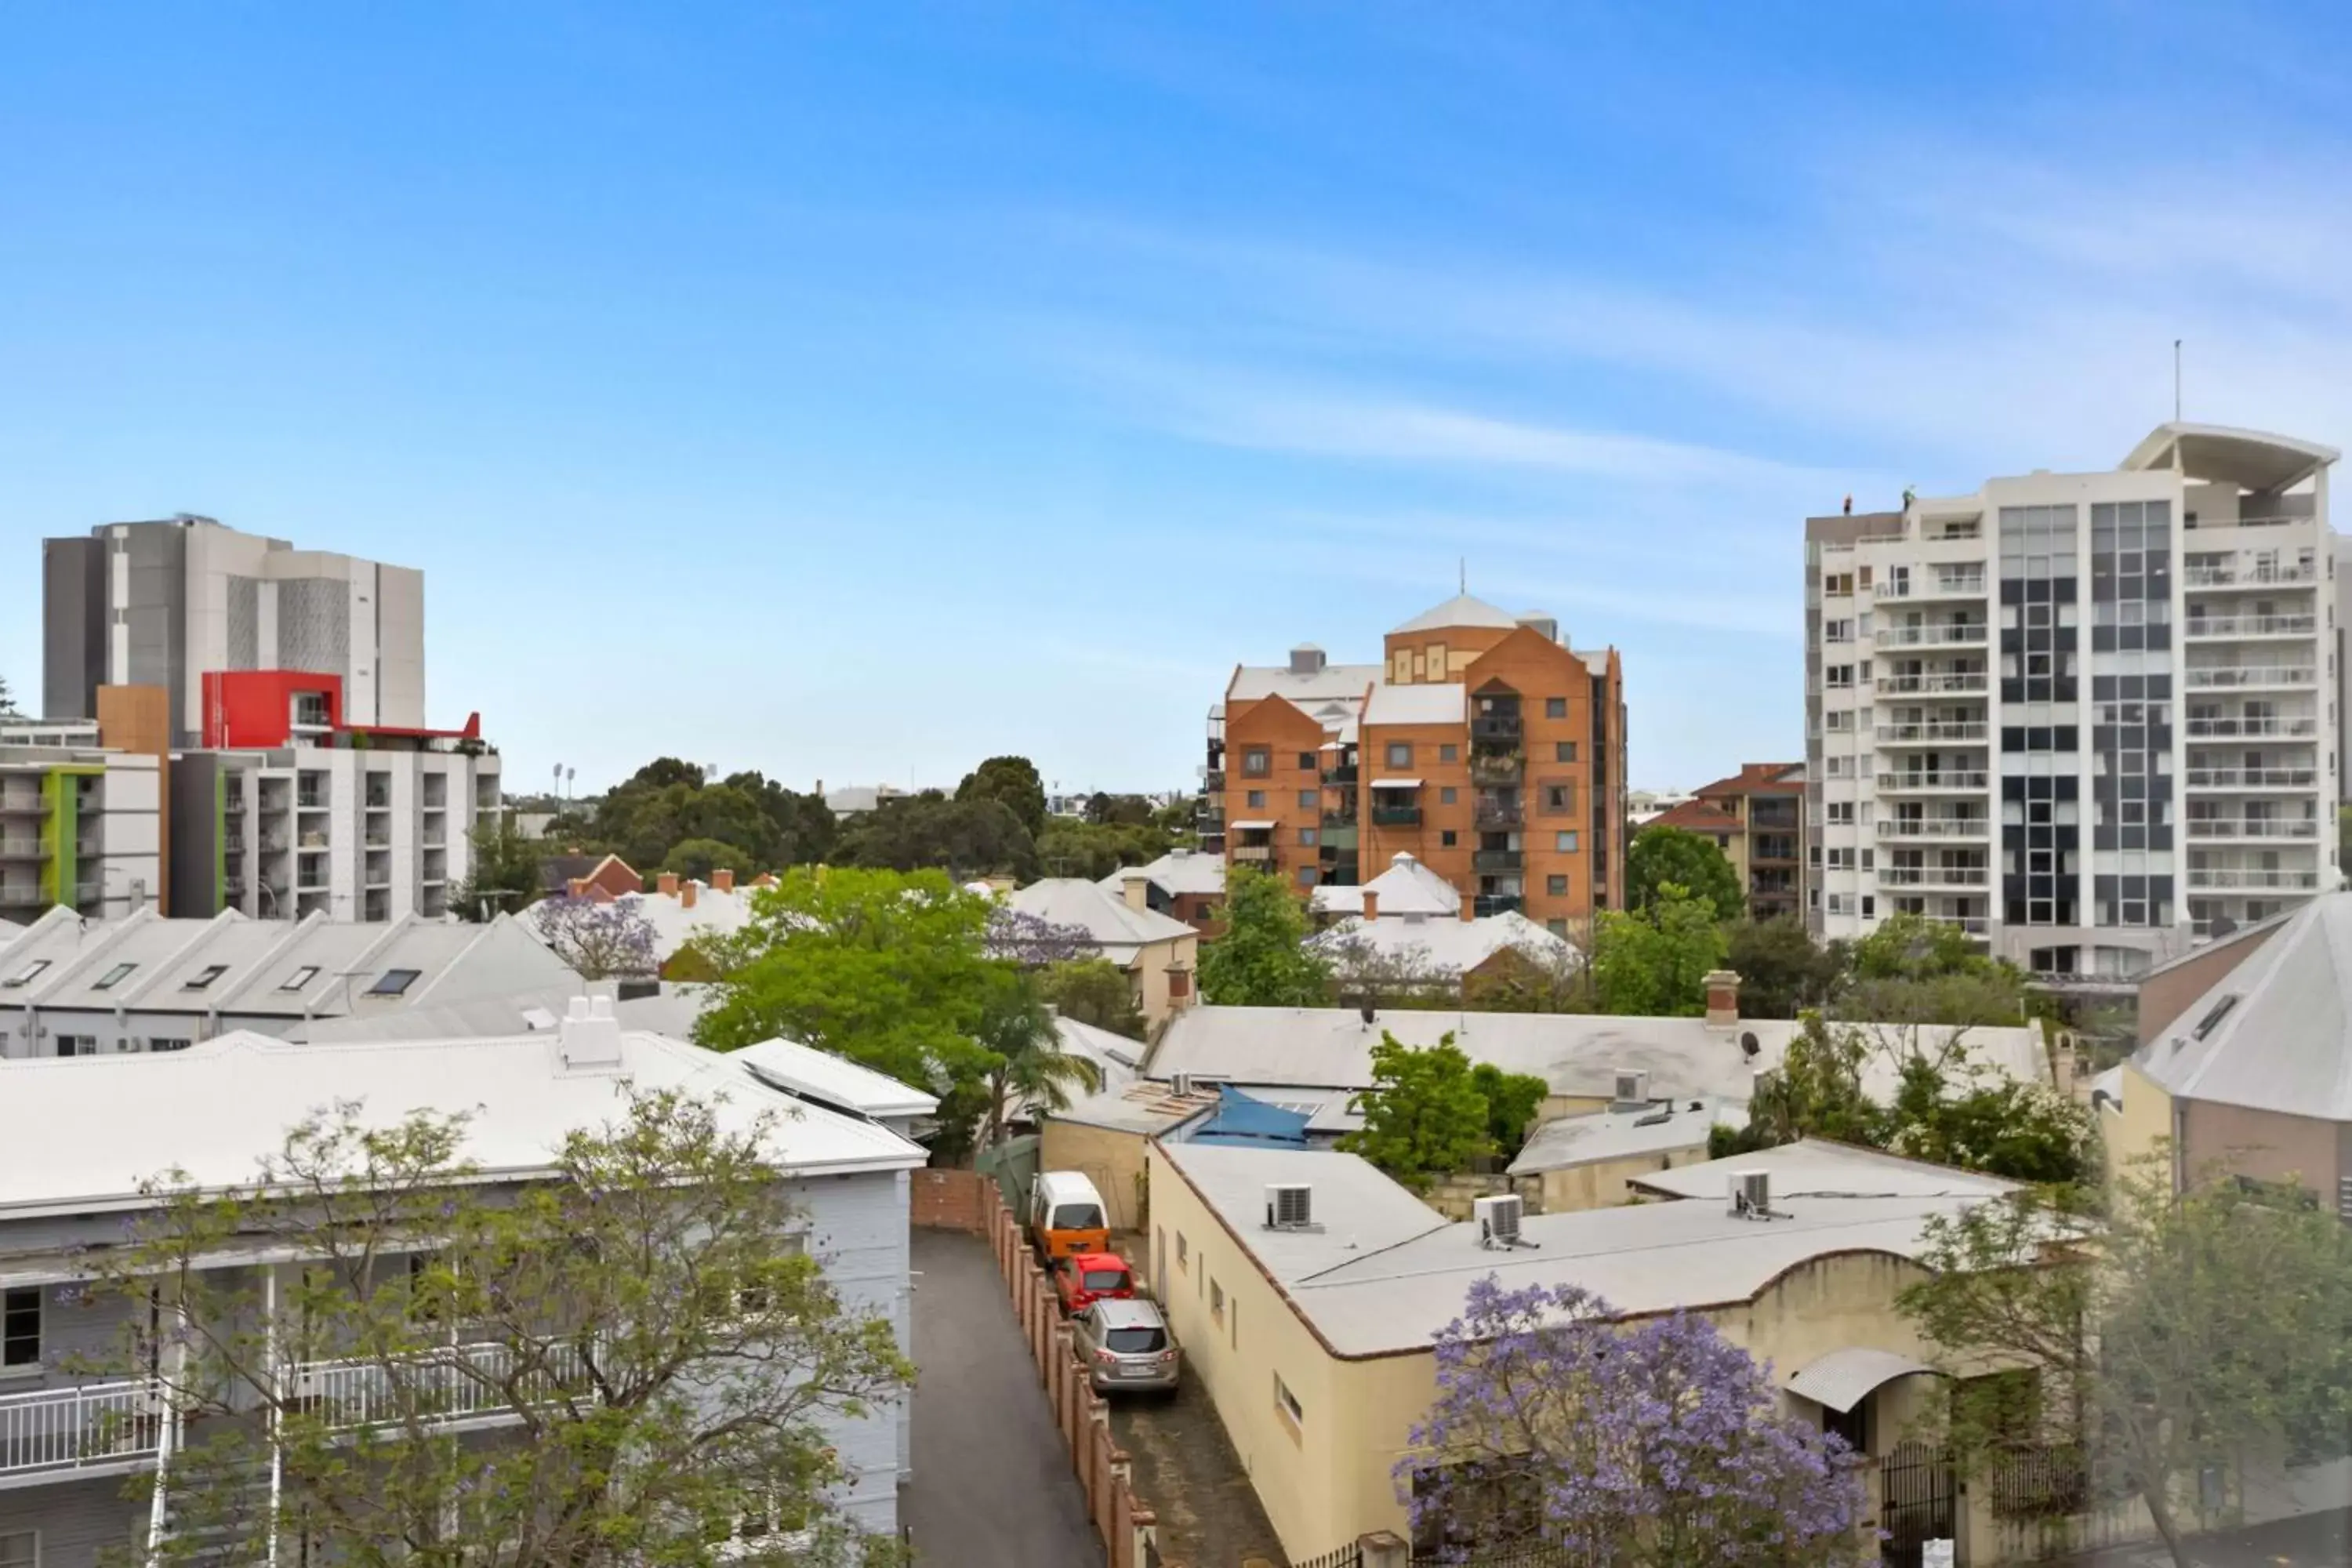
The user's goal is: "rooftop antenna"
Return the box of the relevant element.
[2174,339,2183,423]
[1458,557,1466,594]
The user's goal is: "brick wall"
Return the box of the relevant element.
[911,1167,989,1233]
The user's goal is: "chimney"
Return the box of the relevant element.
[1362,888,1380,921]
[713,868,735,893]
[1120,870,1151,911]
[556,995,626,1073]
[755,872,778,887]
[681,880,698,910]
[656,872,680,898]
[568,877,590,898]
[1461,896,1476,922]
[1704,969,1742,1030]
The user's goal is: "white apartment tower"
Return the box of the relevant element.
[1806,423,2340,982]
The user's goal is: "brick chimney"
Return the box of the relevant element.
[1120,870,1151,911]
[755,872,777,888]
[568,877,590,898]
[1362,888,1380,921]
[681,880,698,910]
[1704,969,1742,1030]
[713,868,735,893]
[656,872,680,898]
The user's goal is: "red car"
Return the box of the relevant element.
[1054,1251,1137,1315]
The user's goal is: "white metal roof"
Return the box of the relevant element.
[1310,851,1461,918]
[1308,909,1577,978]
[1784,1347,1939,1414]
[1101,848,1225,900]
[519,881,760,966]
[1226,662,1381,708]
[1000,880,1195,963]
[1048,1080,1221,1136]
[1389,593,1523,635]
[2119,421,2338,492]
[1361,682,1465,727]
[2135,890,2352,1120]
[0,1014,927,1218]
[735,1036,940,1120]
[1625,1139,2020,1202]
[1504,1098,1744,1175]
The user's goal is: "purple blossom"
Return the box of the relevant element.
[1403,1276,1871,1566]
[983,909,1099,967]
[533,895,661,981]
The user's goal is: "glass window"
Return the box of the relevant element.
[2,960,50,989]
[1440,830,1457,847]
[1242,748,1271,776]
[1547,875,1568,895]
[1298,789,1316,808]
[1555,742,1577,762]
[1555,831,1577,851]
[1247,790,1265,809]
[2,1287,37,1367]
[1276,1373,1304,1425]
[1439,744,1458,763]
[93,963,137,991]
[1439,787,1457,804]
[182,964,230,991]
[367,968,423,997]
[279,964,321,992]
[1298,753,1316,771]
[0,1530,33,1568]
[1385,742,1411,768]
[1107,1326,1167,1355]
[1545,698,1566,718]
[1298,827,1317,847]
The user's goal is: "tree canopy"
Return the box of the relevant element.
[529,893,658,980]
[1196,865,1332,1006]
[579,759,833,881]
[1407,1276,1869,1565]
[1722,916,1845,1020]
[456,818,546,921]
[1627,824,1744,921]
[955,754,1048,840]
[1588,883,1727,1015]
[1338,1034,1497,1191]
[830,793,1038,882]
[85,1091,911,1568]
[1034,957,1148,1040]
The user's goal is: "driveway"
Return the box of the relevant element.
[907,1228,1104,1568]
[1107,1363,1289,1568]
[2045,1505,2350,1566]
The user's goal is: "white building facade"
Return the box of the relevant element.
[1806,423,2341,981]
[0,743,163,925]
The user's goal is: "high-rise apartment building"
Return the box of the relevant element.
[1204,593,1627,935]
[44,514,426,746]
[1805,422,2340,982]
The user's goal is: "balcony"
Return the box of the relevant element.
[2184,614,2318,639]
[0,1377,165,1479]
[2186,868,2321,890]
[1875,673,1989,696]
[1319,764,1356,787]
[1371,805,1422,827]
[2183,717,2317,739]
[1473,895,1523,917]
[1874,623,1988,648]
[1469,714,1523,744]
[1875,771,1989,793]
[1903,572,1987,601]
[1878,866,1991,887]
[1231,844,1279,865]
[1876,722,1987,743]
[1203,768,1226,792]
[1474,800,1523,830]
[1467,752,1524,786]
[0,837,38,859]
[1318,822,1358,850]
[297,793,328,811]
[299,831,330,850]
[2184,768,2318,789]
[2183,819,2321,840]
[290,1339,593,1431]
[1877,818,1991,840]
[1472,849,1523,873]
[1922,914,1993,935]
[2181,564,2318,587]
[2182,666,2317,690]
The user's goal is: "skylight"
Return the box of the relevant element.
[278,965,321,993]
[93,963,138,991]
[366,967,423,997]
[2190,994,2239,1040]
[182,964,230,991]
[2,960,50,989]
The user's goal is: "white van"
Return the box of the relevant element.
[1026,1171,1111,1261]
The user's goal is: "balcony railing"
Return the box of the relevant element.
[1875,673,1989,695]
[1878,866,1991,887]
[299,832,330,850]
[0,1378,164,1479]
[0,837,38,858]
[1474,800,1523,829]
[1469,715,1523,743]
[1876,723,1988,743]
[2181,564,2318,587]
[1472,849,1523,873]
[1370,805,1422,827]
[1473,895,1523,917]
[2184,768,2318,789]
[2182,666,2317,689]
[2183,717,2317,738]
[1876,771,1989,792]
[297,794,328,811]
[2184,615,2318,638]
[292,1340,593,1431]
[1922,914,1993,935]
[2186,868,2321,890]
[1203,769,1226,792]
[2183,819,2320,840]
[1467,752,1523,786]
[1875,624,1988,648]
[1877,819,1991,840]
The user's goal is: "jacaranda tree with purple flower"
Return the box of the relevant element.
[1405,1276,1871,1566]
[532,892,660,980]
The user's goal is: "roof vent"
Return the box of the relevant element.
[1289,644,1327,675]
[1265,1182,1318,1231]
[1516,612,1560,643]
[1611,1069,1650,1112]
[1730,1169,1779,1221]
[556,995,625,1073]
[1475,1193,1534,1250]
[1171,1073,1196,1098]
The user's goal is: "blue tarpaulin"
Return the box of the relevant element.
[1185,1084,1312,1148]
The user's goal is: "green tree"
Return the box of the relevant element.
[1722,916,1843,1020]
[1196,865,1332,1006]
[830,794,1038,881]
[692,866,1000,1087]
[1627,824,1744,920]
[956,754,1048,840]
[724,769,837,866]
[1838,911,2025,1026]
[1083,791,1156,827]
[1469,1061,1550,1158]
[0,673,19,717]
[975,974,1102,1147]
[83,1091,911,1568]
[1034,818,1173,880]
[1338,1033,1494,1192]
[1900,1161,2352,1567]
[1462,945,1592,1014]
[1589,883,1728,1016]
[1036,957,1148,1040]
[455,818,545,921]
[662,835,751,882]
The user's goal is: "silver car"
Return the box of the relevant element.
[1073,1297,1179,1393]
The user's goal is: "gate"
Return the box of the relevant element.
[1879,1441,1955,1568]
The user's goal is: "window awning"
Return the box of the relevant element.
[1229,819,1277,831]
[1370,778,1423,789]
[1783,1347,1940,1414]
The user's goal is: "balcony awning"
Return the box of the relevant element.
[1783,1347,1940,1414]
[1229,819,1276,831]
[1370,778,1423,789]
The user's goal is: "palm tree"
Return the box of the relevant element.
[977,979,1102,1148]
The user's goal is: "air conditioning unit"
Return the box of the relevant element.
[1475,1193,1524,1247]
[1612,1069,1650,1109]
[1171,1073,1195,1098]
[1265,1182,1315,1231]
[1732,1169,1772,1219]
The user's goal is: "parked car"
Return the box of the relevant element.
[1054,1250,1136,1315]
[1026,1171,1110,1261]
[1071,1297,1178,1393]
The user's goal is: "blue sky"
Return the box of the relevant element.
[6,2,2352,797]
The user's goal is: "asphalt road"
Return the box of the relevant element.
[2048,1505,2350,1566]
[907,1227,1105,1568]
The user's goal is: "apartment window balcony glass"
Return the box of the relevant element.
[1875,672,1990,695]
[1876,818,1991,840]
[2182,563,2318,586]
[2183,613,2318,639]
[2185,867,2321,890]
[1469,714,1523,744]
[1878,865,1991,887]
[2182,666,2317,690]
[1371,804,1422,827]
[1202,768,1226,792]
[2183,818,2320,840]
[1876,721,1989,743]
[1231,843,1279,865]
[1472,848,1523,873]
[1467,751,1523,786]
[1474,795,1523,829]
[1319,762,1357,786]
[2183,716,2316,738]
[1874,622,1988,648]
[1875,771,1991,793]
[1473,894,1523,917]
[2183,768,2318,789]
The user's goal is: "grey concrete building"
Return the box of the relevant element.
[42,515,426,746]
